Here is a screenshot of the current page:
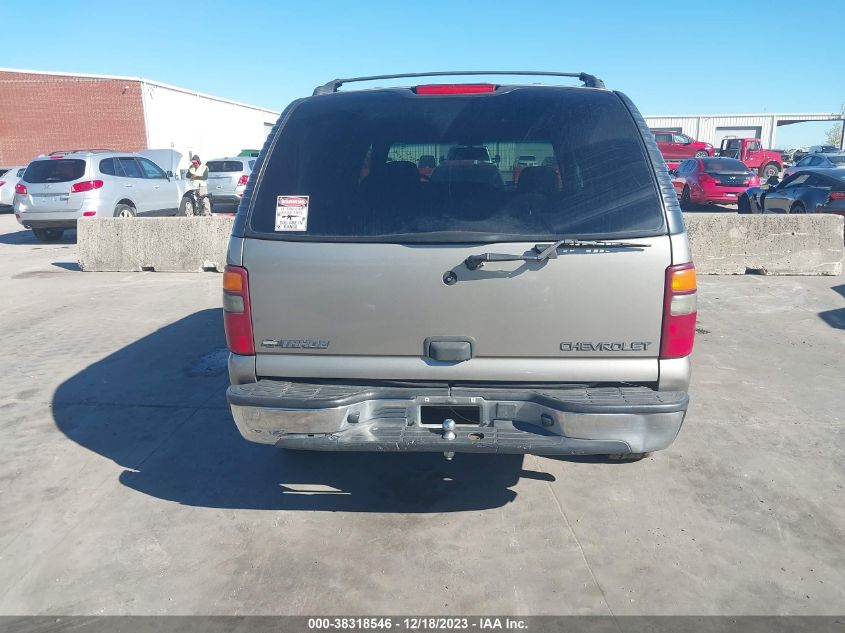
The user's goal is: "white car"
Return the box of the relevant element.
[0,165,27,208]
[206,157,256,206]
[14,151,191,241]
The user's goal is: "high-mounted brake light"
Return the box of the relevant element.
[15,183,27,195]
[414,83,497,95]
[237,174,249,187]
[70,180,104,193]
[223,265,254,355]
[660,262,697,359]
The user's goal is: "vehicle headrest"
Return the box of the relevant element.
[517,166,559,196]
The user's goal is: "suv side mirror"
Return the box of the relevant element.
[166,170,173,178]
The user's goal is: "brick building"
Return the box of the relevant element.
[0,68,279,166]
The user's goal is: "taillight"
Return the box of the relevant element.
[237,174,249,187]
[223,265,254,355]
[828,191,845,201]
[414,83,497,95]
[15,183,27,195]
[0,181,5,187]
[660,263,697,359]
[698,172,716,184]
[70,180,104,193]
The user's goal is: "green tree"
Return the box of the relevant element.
[824,122,843,147]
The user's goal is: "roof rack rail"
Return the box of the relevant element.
[313,71,606,95]
[48,149,115,155]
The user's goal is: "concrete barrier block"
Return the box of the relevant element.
[684,213,843,275]
[77,214,843,276]
[78,217,235,272]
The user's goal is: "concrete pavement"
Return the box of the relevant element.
[0,214,842,615]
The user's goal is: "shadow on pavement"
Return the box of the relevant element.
[0,228,77,245]
[51,261,81,271]
[53,309,540,512]
[818,283,845,330]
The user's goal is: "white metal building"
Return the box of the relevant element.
[140,79,279,162]
[643,112,844,150]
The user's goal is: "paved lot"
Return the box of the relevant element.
[0,214,842,616]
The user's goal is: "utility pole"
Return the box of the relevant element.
[838,104,845,151]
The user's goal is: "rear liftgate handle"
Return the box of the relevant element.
[424,336,474,362]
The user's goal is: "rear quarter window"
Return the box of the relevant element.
[248,88,665,242]
[23,159,86,183]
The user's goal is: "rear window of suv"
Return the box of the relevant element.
[249,88,665,242]
[208,161,245,172]
[24,159,86,183]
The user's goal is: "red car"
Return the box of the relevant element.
[652,130,714,161]
[671,157,759,208]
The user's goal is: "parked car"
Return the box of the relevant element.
[223,72,695,460]
[738,168,845,215]
[0,166,27,208]
[790,145,839,164]
[718,138,782,179]
[784,152,845,177]
[651,130,714,160]
[14,151,191,241]
[782,148,805,164]
[671,157,759,208]
[206,157,256,206]
[444,145,492,163]
[808,145,839,155]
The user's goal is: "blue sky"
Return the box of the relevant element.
[6,0,842,146]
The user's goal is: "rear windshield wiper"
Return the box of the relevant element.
[464,239,650,271]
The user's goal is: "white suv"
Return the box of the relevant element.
[14,151,190,241]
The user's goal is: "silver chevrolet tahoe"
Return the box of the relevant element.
[223,71,696,459]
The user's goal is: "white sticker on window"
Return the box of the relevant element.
[275,195,309,231]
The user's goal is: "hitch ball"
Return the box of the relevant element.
[442,418,456,441]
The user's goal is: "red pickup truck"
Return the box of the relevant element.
[718,138,782,179]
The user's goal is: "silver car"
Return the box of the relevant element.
[784,152,845,178]
[223,71,696,460]
[0,166,26,208]
[206,157,255,207]
[14,151,190,241]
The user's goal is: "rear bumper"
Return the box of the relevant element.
[694,188,747,203]
[227,380,689,455]
[21,218,78,230]
[212,194,242,205]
